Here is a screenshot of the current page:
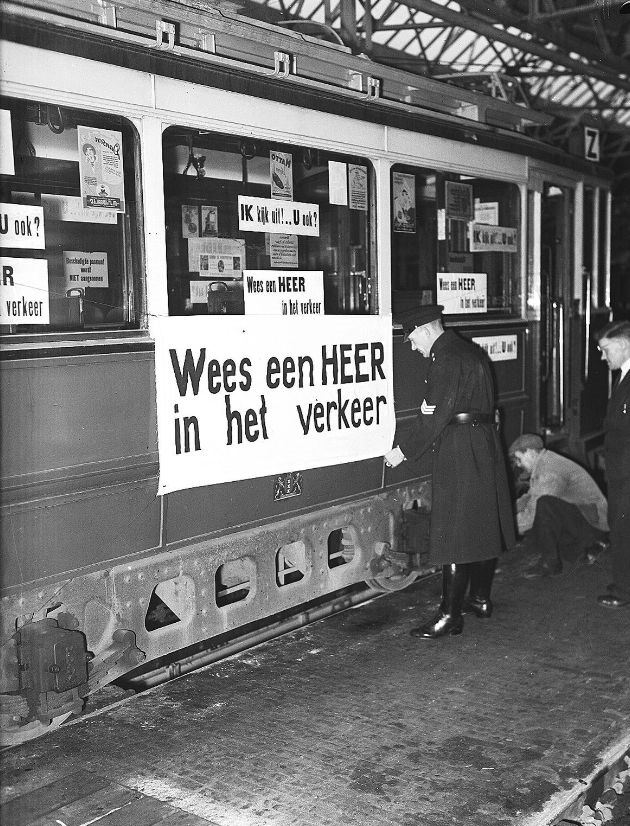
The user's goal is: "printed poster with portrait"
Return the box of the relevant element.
[188,237,245,278]
[77,126,125,212]
[182,205,199,238]
[392,172,415,233]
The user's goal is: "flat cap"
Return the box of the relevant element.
[508,433,543,456]
[399,304,444,340]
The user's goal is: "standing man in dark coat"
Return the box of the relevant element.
[385,305,515,638]
[595,320,630,608]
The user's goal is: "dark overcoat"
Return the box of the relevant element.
[399,330,516,564]
[603,370,630,596]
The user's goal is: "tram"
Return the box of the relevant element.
[0,0,612,743]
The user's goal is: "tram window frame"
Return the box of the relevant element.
[597,189,609,309]
[0,97,144,343]
[162,127,378,317]
[390,165,522,321]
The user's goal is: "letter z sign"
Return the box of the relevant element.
[584,127,600,162]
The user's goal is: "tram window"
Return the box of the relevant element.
[0,98,142,337]
[391,167,521,319]
[162,128,377,316]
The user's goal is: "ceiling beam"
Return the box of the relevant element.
[384,0,630,92]
[530,0,622,21]
[459,0,630,78]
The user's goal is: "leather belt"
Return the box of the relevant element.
[449,412,494,425]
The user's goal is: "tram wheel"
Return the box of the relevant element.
[365,570,418,593]
[0,711,73,748]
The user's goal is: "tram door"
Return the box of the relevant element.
[539,182,573,438]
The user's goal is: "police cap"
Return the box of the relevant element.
[400,304,444,340]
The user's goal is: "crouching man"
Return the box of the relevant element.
[509,434,608,577]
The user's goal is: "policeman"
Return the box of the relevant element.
[385,305,515,638]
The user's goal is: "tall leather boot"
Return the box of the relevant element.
[410,563,470,638]
[463,558,497,618]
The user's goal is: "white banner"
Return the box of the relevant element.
[437,272,487,314]
[238,196,319,236]
[1,257,49,324]
[154,315,395,494]
[243,270,324,316]
[0,203,45,249]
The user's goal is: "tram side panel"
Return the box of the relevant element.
[0,349,160,589]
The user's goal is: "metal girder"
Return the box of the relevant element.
[460,0,630,79]
[375,0,630,93]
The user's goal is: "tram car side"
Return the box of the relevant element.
[0,0,612,744]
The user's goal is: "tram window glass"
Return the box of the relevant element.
[0,98,142,337]
[391,167,521,319]
[162,128,376,316]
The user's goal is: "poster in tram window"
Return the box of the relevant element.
[201,206,218,237]
[392,172,416,233]
[182,205,199,238]
[77,126,125,213]
[445,181,473,221]
[187,237,245,277]
[348,164,368,211]
[270,151,293,200]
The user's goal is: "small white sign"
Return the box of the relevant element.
[474,201,499,226]
[437,209,446,241]
[270,234,299,268]
[238,196,319,236]
[584,127,600,162]
[328,161,348,206]
[0,111,15,176]
[0,203,45,249]
[63,251,109,289]
[1,256,49,324]
[436,272,487,314]
[472,334,518,361]
[190,280,210,304]
[41,194,117,224]
[244,270,324,316]
[469,224,517,253]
